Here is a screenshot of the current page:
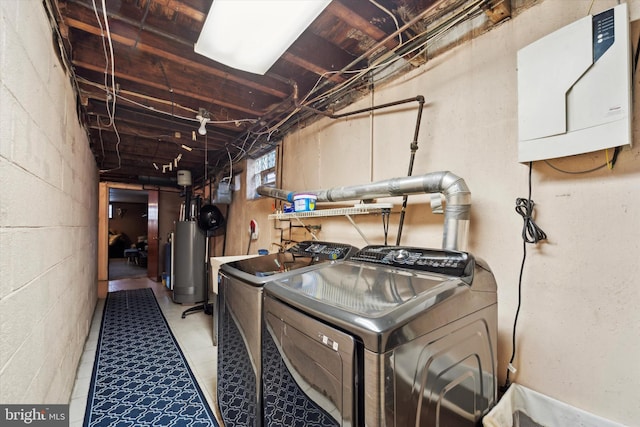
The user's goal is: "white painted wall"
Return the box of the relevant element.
[258,0,640,424]
[0,0,98,404]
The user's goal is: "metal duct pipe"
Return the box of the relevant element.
[258,171,471,251]
[138,175,178,187]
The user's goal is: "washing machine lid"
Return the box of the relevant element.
[264,246,491,352]
[220,241,358,285]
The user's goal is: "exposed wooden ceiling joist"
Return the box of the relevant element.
[48,0,512,185]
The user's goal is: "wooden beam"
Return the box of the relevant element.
[62,3,291,98]
[70,35,275,117]
[76,75,253,134]
[483,0,511,24]
[84,98,240,143]
[325,0,399,53]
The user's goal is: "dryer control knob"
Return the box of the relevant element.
[393,249,410,262]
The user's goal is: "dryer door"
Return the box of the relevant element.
[263,294,356,427]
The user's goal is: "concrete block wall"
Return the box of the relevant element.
[0,0,98,404]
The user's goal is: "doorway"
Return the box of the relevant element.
[98,182,181,292]
[107,188,149,280]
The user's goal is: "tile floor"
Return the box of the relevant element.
[68,277,221,426]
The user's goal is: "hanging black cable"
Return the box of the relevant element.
[381,208,390,245]
[503,162,547,391]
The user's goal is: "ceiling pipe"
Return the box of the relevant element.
[253,2,487,173]
[258,171,471,251]
[297,95,426,246]
[208,1,485,177]
[303,0,474,106]
[289,0,487,125]
[221,2,454,162]
[138,175,178,187]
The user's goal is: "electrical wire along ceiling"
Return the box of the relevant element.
[46,0,513,186]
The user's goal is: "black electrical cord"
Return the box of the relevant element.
[503,162,547,392]
[543,145,621,174]
[504,23,638,393]
[381,209,390,245]
[515,198,547,244]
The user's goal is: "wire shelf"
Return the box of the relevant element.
[268,203,393,220]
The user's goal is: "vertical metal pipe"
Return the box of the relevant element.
[396,95,425,245]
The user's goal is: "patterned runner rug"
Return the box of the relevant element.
[84,288,218,426]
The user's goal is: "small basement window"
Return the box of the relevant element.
[247,149,276,200]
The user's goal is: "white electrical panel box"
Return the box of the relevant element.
[517,4,632,162]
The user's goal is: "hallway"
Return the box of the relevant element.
[68,278,219,426]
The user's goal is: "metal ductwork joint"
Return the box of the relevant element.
[257,171,471,251]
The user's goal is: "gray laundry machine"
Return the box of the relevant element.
[262,245,498,427]
[216,241,359,427]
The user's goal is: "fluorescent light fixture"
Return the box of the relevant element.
[195,0,331,75]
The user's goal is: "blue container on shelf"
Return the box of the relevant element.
[293,194,317,212]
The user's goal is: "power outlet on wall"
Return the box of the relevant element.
[249,219,259,240]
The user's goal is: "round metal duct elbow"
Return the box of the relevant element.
[258,171,471,251]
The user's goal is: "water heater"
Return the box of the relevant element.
[517,3,632,162]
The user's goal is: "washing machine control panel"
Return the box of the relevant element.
[289,241,357,260]
[351,245,473,277]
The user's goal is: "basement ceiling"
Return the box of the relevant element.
[47,0,512,187]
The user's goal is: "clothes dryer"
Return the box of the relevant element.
[216,241,358,427]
